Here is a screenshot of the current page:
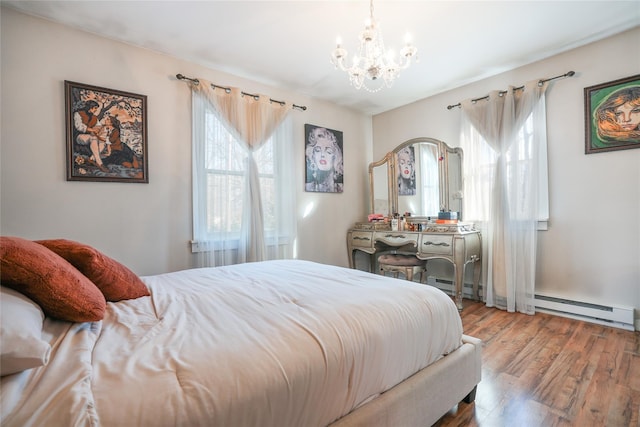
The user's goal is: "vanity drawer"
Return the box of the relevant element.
[349,231,374,249]
[374,232,420,247]
[419,235,454,255]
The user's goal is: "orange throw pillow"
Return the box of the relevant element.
[0,236,106,322]
[36,239,149,302]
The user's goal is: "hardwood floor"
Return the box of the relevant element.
[433,300,640,427]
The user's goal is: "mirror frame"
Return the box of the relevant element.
[368,152,394,215]
[369,137,464,219]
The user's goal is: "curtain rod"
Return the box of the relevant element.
[176,74,307,111]
[446,71,575,110]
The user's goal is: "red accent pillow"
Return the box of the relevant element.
[0,236,106,322]
[36,239,149,302]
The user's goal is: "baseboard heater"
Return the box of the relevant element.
[427,277,636,331]
[535,293,635,331]
[426,277,478,299]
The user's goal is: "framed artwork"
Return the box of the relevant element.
[584,74,640,154]
[65,80,148,182]
[304,124,344,193]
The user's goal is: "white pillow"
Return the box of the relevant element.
[1,286,51,376]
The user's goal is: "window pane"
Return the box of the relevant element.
[205,112,246,172]
[203,112,277,236]
[260,176,275,232]
[255,140,274,174]
[207,173,244,233]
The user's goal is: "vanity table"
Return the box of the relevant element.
[354,137,482,311]
[347,222,481,310]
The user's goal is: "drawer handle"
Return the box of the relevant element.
[383,234,408,239]
[353,236,371,241]
[423,241,450,247]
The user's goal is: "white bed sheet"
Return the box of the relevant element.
[1,260,462,427]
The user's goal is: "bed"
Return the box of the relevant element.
[0,237,481,427]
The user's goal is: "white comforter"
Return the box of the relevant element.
[1,260,462,427]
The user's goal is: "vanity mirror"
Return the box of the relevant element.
[368,152,394,216]
[369,137,464,219]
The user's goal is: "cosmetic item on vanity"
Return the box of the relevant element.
[437,210,458,220]
[391,214,399,231]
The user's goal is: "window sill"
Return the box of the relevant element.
[190,236,292,253]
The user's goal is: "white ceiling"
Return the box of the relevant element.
[3,1,639,115]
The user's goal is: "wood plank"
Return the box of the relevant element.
[434,300,640,426]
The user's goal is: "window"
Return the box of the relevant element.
[192,94,295,262]
[505,114,549,222]
[463,112,549,228]
[202,110,281,237]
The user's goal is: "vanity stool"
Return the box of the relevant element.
[378,254,427,283]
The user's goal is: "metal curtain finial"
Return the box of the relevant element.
[176,73,199,84]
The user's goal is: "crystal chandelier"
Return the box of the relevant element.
[330,0,418,92]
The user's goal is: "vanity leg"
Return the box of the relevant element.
[347,246,357,269]
[472,260,481,301]
[454,265,464,311]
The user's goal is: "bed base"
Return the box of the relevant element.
[330,335,482,427]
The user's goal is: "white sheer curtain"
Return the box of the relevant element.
[460,79,549,314]
[190,79,295,266]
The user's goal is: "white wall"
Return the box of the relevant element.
[0,8,372,275]
[373,27,640,323]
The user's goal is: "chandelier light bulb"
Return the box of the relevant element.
[330,0,417,92]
